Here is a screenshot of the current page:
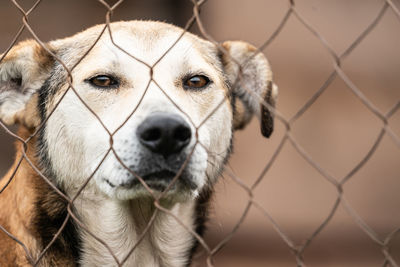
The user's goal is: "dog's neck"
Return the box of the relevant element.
[75,195,197,267]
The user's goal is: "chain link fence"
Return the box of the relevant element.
[0,0,399,266]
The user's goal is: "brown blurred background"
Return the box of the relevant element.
[0,1,399,266]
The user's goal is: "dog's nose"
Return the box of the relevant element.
[137,114,192,158]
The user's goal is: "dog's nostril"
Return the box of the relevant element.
[142,128,162,142]
[174,126,191,142]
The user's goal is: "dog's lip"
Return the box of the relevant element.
[142,170,177,181]
[105,179,116,188]
[104,170,178,189]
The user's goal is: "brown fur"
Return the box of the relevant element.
[0,129,39,266]
[0,127,75,267]
[12,94,41,130]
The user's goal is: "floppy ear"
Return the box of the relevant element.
[221,41,278,138]
[0,40,53,129]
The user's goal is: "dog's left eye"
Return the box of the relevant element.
[183,75,211,90]
[88,75,119,88]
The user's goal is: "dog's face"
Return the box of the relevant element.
[0,21,277,201]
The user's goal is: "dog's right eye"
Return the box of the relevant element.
[87,75,119,89]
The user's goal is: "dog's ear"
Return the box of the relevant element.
[0,40,53,129]
[221,41,278,138]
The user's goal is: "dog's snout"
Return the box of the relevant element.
[137,114,192,158]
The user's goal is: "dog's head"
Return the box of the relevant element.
[0,21,277,201]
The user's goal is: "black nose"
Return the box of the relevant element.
[137,114,192,158]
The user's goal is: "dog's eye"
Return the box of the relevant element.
[183,75,210,90]
[88,75,119,88]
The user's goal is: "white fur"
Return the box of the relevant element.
[75,196,196,267]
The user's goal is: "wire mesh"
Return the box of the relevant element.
[0,0,399,266]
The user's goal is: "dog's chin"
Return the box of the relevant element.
[100,171,199,201]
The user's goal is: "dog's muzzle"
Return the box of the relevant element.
[127,113,196,191]
[100,113,201,198]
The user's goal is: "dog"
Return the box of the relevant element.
[0,20,278,266]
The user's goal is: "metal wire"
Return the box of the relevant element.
[0,0,399,266]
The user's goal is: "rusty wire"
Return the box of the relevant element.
[0,0,399,266]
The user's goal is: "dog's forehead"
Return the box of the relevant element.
[56,21,220,71]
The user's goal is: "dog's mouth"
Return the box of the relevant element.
[104,169,196,192]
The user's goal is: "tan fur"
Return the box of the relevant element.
[12,94,41,129]
[221,41,277,135]
[0,129,49,266]
[0,40,53,128]
[233,99,248,129]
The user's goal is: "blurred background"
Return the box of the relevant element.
[0,0,399,266]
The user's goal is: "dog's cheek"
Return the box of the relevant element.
[44,90,112,193]
[201,102,233,184]
[45,116,88,190]
[188,145,209,190]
